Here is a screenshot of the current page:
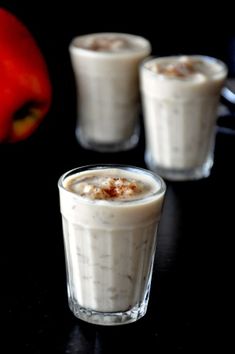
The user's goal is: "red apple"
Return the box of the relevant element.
[0,8,52,142]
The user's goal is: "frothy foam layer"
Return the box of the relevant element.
[73,33,149,53]
[63,168,158,201]
[80,36,129,52]
[147,56,225,81]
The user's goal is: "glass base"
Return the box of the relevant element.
[68,298,148,326]
[76,126,139,153]
[145,151,213,181]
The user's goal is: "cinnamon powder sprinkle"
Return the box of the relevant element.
[67,176,144,200]
[103,177,139,199]
[155,58,197,78]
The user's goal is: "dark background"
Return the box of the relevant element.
[0,2,234,353]
[2,0,235,144]
[2,1,235,144]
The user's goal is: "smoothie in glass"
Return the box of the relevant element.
[69,33,151,152]
[58,165,166,325]
[140,55,227,180]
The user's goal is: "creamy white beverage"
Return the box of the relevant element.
[69,33,151,152]
[140,55,228,180]
[58,165,166,325]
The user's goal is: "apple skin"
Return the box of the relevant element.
[0,8,52,142]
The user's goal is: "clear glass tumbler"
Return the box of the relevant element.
[140,55,228,181]
[58,165,166,325]
[69,33,151,152]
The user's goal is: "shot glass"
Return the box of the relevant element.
[58,165,166,325]
[69,33,151,152]
[140,55,228,181]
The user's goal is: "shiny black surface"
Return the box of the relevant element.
[1,119,234,353]
[0,2,234,352]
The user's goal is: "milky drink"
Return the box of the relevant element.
[140,55,227,180]
[58,165,166,325]
[69,33,151,151]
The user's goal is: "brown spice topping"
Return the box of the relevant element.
[156,59,196,78]
[66,175,145,200]
[84,37,128,52]
[103,177,138,198]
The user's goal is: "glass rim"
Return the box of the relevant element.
[140,54,228,78]
[69,32,151,58]
[58,164,166,205]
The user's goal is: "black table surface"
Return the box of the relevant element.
[1,109,234,353]
[0,2,235,351]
